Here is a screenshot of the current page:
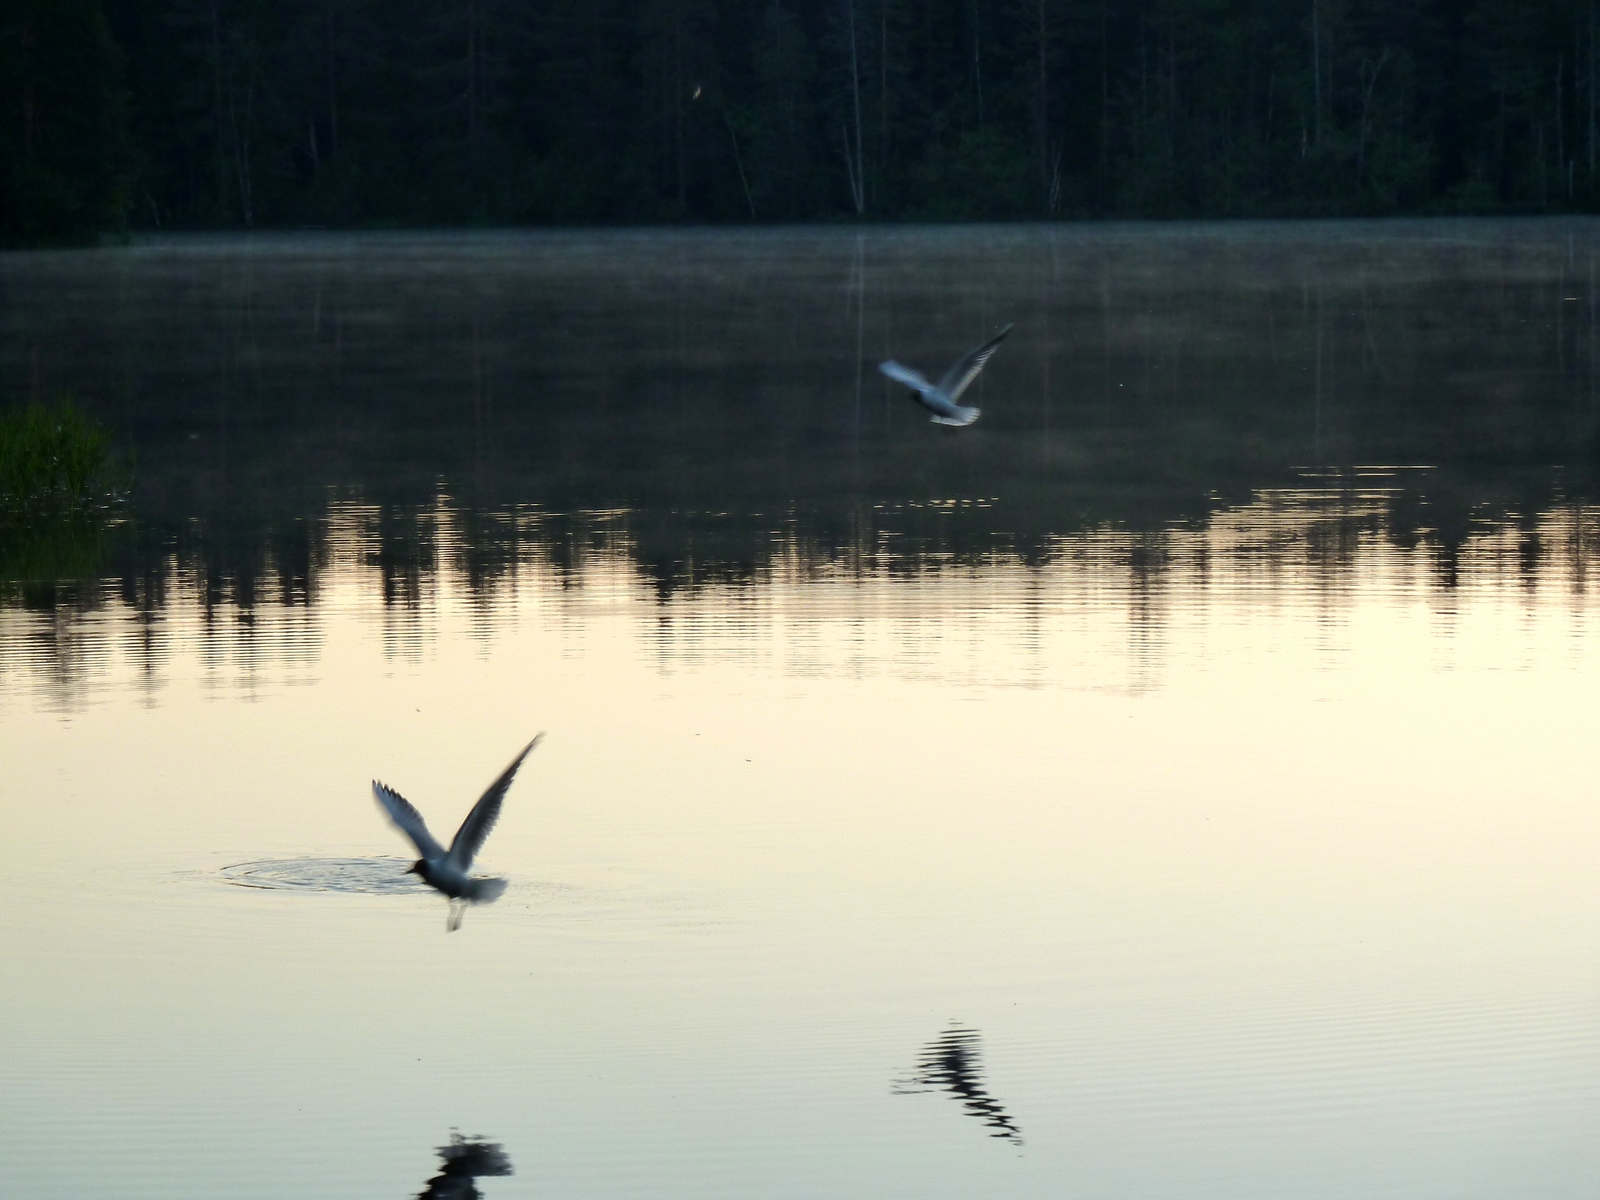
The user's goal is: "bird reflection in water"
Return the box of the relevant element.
[894,1026,1022,1145]
[414,1132,512,1200]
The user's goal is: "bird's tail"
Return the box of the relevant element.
[467,877,508,903]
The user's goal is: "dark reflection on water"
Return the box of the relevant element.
[895,1026,1022,1145]
[414,1133,511,1200]
[2,479,1597,706]
[4,224,1600,701]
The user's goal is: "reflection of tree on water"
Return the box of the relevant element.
[8,479,1600,708]
[414,1132,511,1200]
[894,1026,1022,1145]
[0,511,113,593]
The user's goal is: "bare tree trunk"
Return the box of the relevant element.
[1311,0,1321,148]
[1497,83,1507,193]
[1099,1,1109,204]
[1590,4,1596,181]
[20,18,34,160]
[674,3,686,211]
[879,0,888,199]
[466,0,481,150]
[1037,0,1050,211]
[1260,69,1273,170]
[841,126,864,215]
[724,111,756,218]
[1357,49,1389,182]
[327,0,338,157]
[1139,19,1148,137]
[1539,123,1548,207]
[843,0,866,214]
[970,0,983,126]
[210,0,229,220]
[1166,27,1176,164]
[1558,54,1567,197]
[232,74,255,226]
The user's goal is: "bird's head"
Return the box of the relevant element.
[406,860,424,876]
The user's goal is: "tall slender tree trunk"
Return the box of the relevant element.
[1166,28,1176,165]
[725,111,756,218]
[844,0,865,213]
[1099,1,1109,206]
[466,0,481,150]
[1497,83,1507,195]
[1311,0,1321,148]
[1557,55,1567,198]
[1357,50,1389,182]
[210,0,229,220]
[675,5,686,211]
[1037,0,1050,211]
[1264,71,1276,188]
[1139,20,1148,137]
[1538,122,1548,207]
[879,0,888,201]
[19,16,34,160]
[233,76,254,226]
[326,0,338,158]
[971,0,983,126]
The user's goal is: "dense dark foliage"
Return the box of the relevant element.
[0,0,130,242]
[12,1,1600,236]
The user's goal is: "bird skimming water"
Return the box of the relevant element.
[879,324,1014,427]
[372,735,542,930]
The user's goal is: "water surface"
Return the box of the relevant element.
[3,222,1600,1199]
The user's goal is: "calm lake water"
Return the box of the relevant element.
[3,221,1600,1199]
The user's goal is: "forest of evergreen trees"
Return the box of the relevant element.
[9,0,1600,242]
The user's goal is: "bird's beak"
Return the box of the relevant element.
[405,863,420,875]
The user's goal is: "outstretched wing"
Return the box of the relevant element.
[936,324,1014,402]
[929,406,980,427]
[879,360,933,393]
[448,734,544,870]
[373,781,447,860]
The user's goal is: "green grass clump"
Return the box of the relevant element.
[0,400,125,511]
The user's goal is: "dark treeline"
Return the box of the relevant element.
[16,1,1600,239]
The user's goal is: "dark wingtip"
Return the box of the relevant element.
[499,733,544,776]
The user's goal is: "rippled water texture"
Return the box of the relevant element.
[220,857,431,894]
[3,222,1600,1199]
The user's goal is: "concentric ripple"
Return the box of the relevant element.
[220,857,431,895]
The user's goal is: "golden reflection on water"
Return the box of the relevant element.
[4,478,1600,1199]
[2,479,1596,709]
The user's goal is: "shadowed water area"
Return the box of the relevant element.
[3,222,1600,1198]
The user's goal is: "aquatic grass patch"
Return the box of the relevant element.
[0,399,131,589]
[0,399,127,512]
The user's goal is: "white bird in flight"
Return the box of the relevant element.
[879,324,1014,427]
[372,735,542,930]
